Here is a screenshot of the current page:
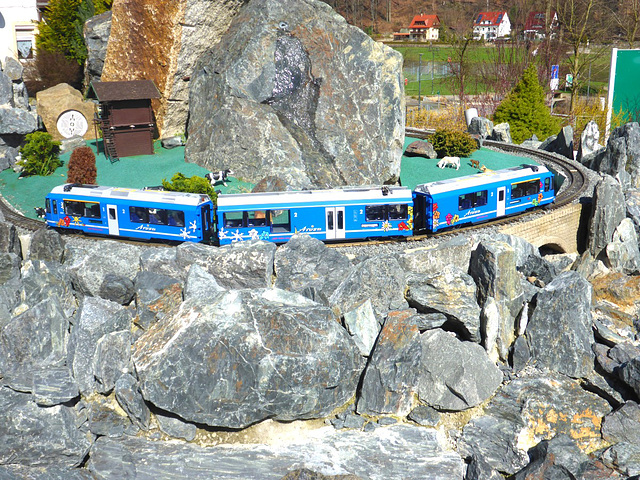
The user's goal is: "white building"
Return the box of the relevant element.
[473,11,511,41]
[0,0,48,62]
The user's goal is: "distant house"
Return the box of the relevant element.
[393,29,411,41]
[407,14,440,42]
[0,1,48,61]
[473,11,511,41]
[523,11,558,40]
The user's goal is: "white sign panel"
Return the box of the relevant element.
[56,110,88,138]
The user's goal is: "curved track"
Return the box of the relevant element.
[0,135,589,240]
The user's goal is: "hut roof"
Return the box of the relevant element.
[88,80,161,102]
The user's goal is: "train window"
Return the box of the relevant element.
[511,180,540,199]
[85,203,101,219]
[64,200,84,217]
[52,200,57,215]
[167,210,185,227]
[544,177,551,192]
[365,205,384,221]
[388,204,408,220]
[129,206,149,223]
[459,190,487,210]
[148,208,165,225]
[223,212,243,228]
[247,210,267,227]
[270,209,291,233]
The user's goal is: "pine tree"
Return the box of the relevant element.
[492,64,560,144]
[67,146,97,184]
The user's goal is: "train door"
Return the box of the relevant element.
[325,207,345,240]
[496,187,506,217]
[107,204,119,236]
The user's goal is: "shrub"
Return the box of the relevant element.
[67,146,97,184]
[430,129,478,158]
[23,50,83,94]
[406,104,467,132]
[36,0,94,65]
[162,173,217,203]
[18,132,62,176]
[492,64,560,144]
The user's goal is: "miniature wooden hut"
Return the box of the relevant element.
[88,80,161,160]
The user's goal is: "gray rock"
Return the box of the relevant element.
[0,220,22,256]
[469,240,524,359]
[406,265,481,342]
[465,454,504,480]
[183,263,225,302]
[3,57,23,82]
[32,366,79,406]
[0,298,69,391]
[542,125,574,159]
[18,259,76,318]
[0,142,18,171]
[274,234,351,305]
[526,271,595,378]
[0,105,37,134]
[60,135,86,154]
[160,135,185,149]
[0,387,92,467]
[459,371,611,475]
[329,255,407,318]
[134,271,182,330]
[156,412,197,441]
[343,299,379,356]
[405,140,437,158]
[517,254,559,285]
[411,311,448,331]
[587,175,626,258]
[408,404,440,427]
[357,310,421,417]
[576,119,604,163]
[602,401,640,444]
[87,396,133,438]
[98,274,135,305]
[520,134,542,149]
[399,235,474,273]
[186,0,404,189]
[64,239,143,297]
[490,122,512,143]
[597,122,640,190]
[620,356,640,399]
[177,241,276,290]
[468,116,493,138]
[602,442,640,477]
[0,252,20,286]
[511,434,589,479]
[87,425,464,479]
[0,464,94,479]
[68,296,132,395]
[605,217,640,274]
[416,329,502,411]
[114,373,150,431]
[29,227,65,263]
[93,330,134,394]
[133,289,364,429]
[83,11,112,86]
[12,81,29,110]
[0,71,12,107]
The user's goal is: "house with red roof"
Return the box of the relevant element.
[395,14,440,42]
[473,11,511,41]
[523,11,558,40]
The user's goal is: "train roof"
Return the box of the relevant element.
[217,185,413,209]
[413,164,551,196]
[48,184,211,206]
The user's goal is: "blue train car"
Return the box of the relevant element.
[413,164,555,233]
[216,186,414,244]
[44,184,216,243]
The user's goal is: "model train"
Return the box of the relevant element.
[43,164,556,245]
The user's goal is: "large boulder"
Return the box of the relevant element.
[596,122,640,190]
[0,105,37,135]
[576,119,605,164]
[35,83,96,141]
[587,175,626,258]
[132,289,364,429]
[605,217,640,274]
[541,125,574,160]
[525,271,595,378]
[185,0,404,189]
[459,371,611,475]
[102,0,247,137]
[83,11,112,86]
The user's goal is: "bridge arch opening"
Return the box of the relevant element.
[539,243,567,255]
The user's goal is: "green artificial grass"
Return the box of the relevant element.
[0,139,253,219]
[400,136,540,191]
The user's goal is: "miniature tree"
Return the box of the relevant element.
[18,132,62,176]
[493,64,560,144]
[162,173,217,203]
[430,129,477,157]
[67,146,97,184]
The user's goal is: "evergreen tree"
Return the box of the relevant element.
[492,64,560,144]
[36,0,96,65]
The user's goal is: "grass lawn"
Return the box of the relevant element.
[0,139,253,219]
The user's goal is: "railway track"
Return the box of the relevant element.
[0,135,589,245]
